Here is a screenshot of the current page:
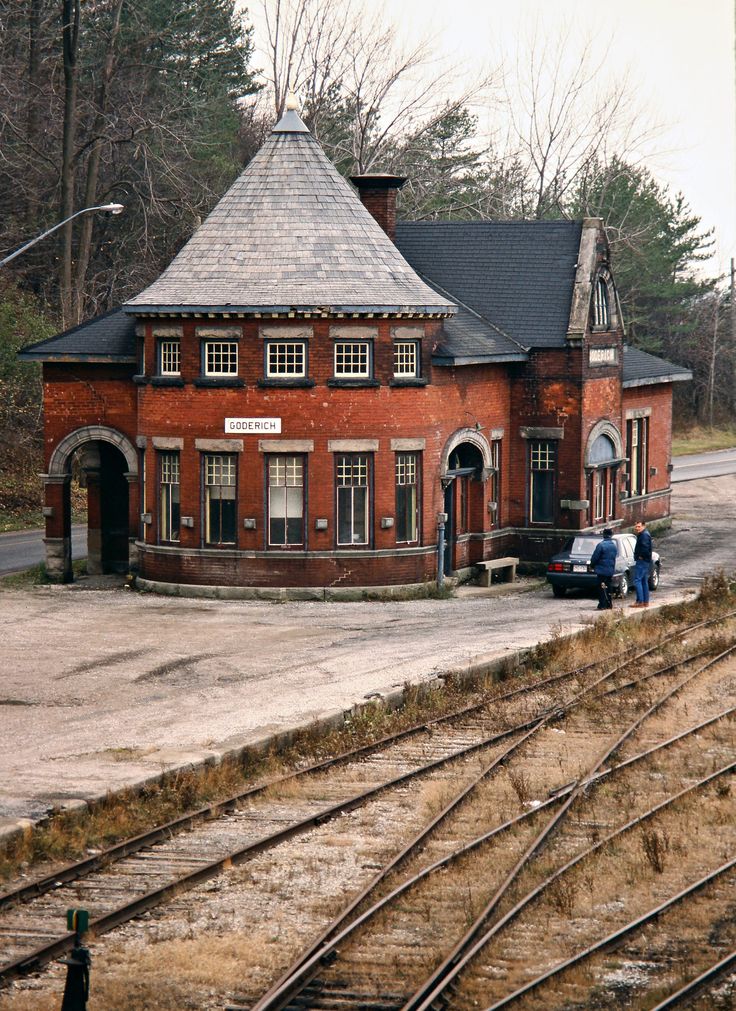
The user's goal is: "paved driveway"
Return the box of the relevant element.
[1,475,734,832]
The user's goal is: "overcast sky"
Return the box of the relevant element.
[251,0,735,279]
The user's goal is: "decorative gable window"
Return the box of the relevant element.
[593,277,610,328]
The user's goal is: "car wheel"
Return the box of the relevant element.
[617,574,629,598]
[552,585,566,598]
[649,565,660,591]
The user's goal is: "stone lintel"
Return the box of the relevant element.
[258,440,314,453]
[195,438,244,453]
[328,439,379,452]
[152,437,184,450]
[390,438,426,451]
[520,427,564,440]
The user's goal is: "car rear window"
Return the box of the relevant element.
[569,537,601,555]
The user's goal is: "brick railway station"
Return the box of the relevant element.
[20,99,690,595]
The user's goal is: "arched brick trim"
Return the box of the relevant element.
[48,425,138,477]
[585,419,624,467]
[440,427,493,476]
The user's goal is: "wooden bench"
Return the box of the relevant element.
[475,556,519,586]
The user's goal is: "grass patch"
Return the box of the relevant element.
[671,425,736,456]
[0,558,86,590]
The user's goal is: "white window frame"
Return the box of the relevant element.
[203,340,238,377]
[393,340,419,378]
[334,341,371,379]
[159,339,181,376]
[266,340,306,379]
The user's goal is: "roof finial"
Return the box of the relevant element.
[273,92,310,134]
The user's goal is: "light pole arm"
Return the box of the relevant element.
[0,203,124,267]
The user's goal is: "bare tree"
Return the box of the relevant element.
[256,0,491,174]
[502,21,659,219]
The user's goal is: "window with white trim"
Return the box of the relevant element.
[268,455,305,546]
[158,339,181,376]
[395,452,419,543]
[159,452,180,543]
[334,341,370,379]
[204,453,237,544]
[529,440,556,524]
[204,340,238,376]
[336,454,370,545]
[393,340,419,378]
[266,341,306,378]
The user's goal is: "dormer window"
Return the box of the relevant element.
[594,277,610,328]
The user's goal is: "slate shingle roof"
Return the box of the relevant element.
[622,345,692,387]
[125,112,454,316]
[17,308,136,362]
[396,220,582,349]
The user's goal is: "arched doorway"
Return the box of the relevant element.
[440,429,492,575]
[585,422,624,527]
[44,426,138,581]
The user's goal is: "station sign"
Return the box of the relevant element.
[225,417,282,434]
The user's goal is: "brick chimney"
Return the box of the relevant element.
[350,174,406,241]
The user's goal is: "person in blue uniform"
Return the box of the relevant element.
[590,528,617,610]
[632,520,653,608]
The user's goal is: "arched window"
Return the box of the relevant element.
[588,435,617,523]
[593,276,610,328]
[589,434,616,465]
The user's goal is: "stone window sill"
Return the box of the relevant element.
[257,378,315,388]
[194,377,245,388]
[389,377,428,387]
[151,376,185,387]
[327,378,380,388]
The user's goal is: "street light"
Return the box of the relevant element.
[0,203,124,267]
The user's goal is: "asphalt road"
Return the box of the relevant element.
[0,524,87,576]
[671,447,736,482]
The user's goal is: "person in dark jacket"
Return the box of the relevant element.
[632,520,653,607]
[590,528,617,610]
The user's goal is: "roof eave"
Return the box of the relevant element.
[623,372,692,388]
[124,303,455,317]
[17,352,136,364]
[432,352,528,367]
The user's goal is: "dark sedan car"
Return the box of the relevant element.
[546,533,660,598]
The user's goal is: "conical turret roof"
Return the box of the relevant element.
[125,110,455,316]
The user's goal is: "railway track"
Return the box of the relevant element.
[238,624,736,1011]
[2,607,734,1008]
